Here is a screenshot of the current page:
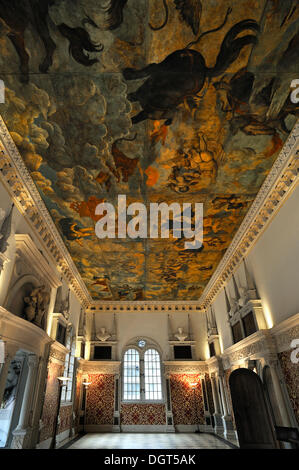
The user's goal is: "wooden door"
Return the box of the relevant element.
[229,368,278,449]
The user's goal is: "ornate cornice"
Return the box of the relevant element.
[79,359,121,374]
[164,360,208,375]
[199,120,299,308]
[15,234,61,289]
[88,300,202,313]
[270,313,299,352]
[49,340,69,364]
[220,330,277,369]
[0,116,91,307]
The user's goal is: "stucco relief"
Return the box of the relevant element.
[164,363,208,376]
[275,325,299,353]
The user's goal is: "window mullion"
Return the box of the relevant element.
[140,356,145,400]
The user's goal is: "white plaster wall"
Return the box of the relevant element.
[211,183,299,352]
[0,180,83,334]
[246,183,299,326]
[92,311,208,361]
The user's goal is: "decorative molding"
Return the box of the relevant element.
[164,360,208,375]
[88,300,202,313]
[206,356,222,375]
[271,313,299,353]
[0,306,53,356]
[199,120,299,309]
[220,330,277,369]
[0,117,90,306]
[15,234,61,289]
[79,359,121,374]
[49,341,69,364]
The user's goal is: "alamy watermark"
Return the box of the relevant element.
[94,195,203,250]
[290,339,299,364]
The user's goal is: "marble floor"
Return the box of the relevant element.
[66,433,235,449]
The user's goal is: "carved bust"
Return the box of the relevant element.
[174,327,188,342]
[97,327,111,342]
[24,284,50,329]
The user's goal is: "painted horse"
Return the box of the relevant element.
[123,15,260,125]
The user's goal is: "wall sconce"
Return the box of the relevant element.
[190,382,198,389]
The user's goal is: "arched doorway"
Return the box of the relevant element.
[229,368,278,449]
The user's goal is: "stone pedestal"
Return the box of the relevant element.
[11,427,33,449]
[11,355,38,449]
[222,414,237,440]
[213,413,224,434]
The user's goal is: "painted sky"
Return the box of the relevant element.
[0,0,298,300]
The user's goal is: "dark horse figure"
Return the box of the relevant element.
[123,11,260,125]
[0,0,103,82]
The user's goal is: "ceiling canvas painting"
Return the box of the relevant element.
[0,0,298,300]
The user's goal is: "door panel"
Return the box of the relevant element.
[229,368,278,449]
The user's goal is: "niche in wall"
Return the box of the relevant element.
[243,311,257,337]
[5,235,60,331]
[7,281,35,319]
[56,322,67,345]
[209,341,216,358]
[232,321,243,344]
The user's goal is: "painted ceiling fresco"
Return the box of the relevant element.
[0,0,299,301]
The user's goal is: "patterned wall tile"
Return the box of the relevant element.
[121,404,166,425]
[86,374,115,425]
[278,351,299,426]
[205,373,214,415]
[58,404,72,433]
[170,374,204,425]
[39,362,64,443]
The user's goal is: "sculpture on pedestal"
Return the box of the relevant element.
[96,327,111,342]
[174,327,188,342]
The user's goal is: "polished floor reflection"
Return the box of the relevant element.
[66,433,235,449]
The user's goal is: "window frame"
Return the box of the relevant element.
[122,344,164,404]
[61,328,76,404]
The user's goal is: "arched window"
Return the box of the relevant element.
[144,349,162,400]
[122,343,163,402]
[123,349,140,400]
